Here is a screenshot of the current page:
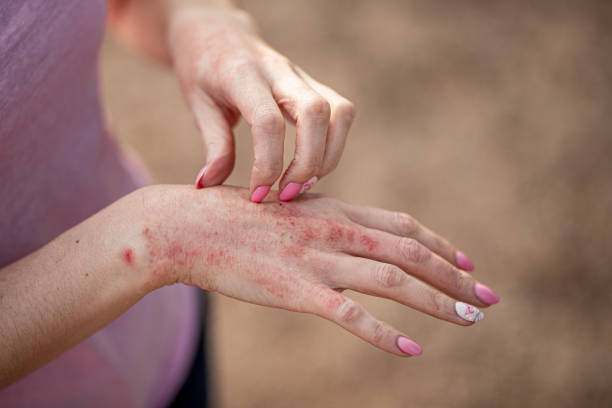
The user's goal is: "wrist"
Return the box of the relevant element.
[96,187,165,295]
[167,2,257,44]
[129,185,217,292]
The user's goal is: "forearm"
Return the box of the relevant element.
[0,188,158,388]
[107,0,237,64]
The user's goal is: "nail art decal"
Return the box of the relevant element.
[455,302,484,322]
[299,176,318,194]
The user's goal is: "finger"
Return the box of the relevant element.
[191,89,236,188]
[268,65,330,200]
[341,227,500,306]
[325,254,482,325]
[307,286,423,356]
[341,203,474,271]
[219,62,285,202]
[295,67,356,177]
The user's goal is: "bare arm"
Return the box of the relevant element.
[1,184,499,388]
[0,189,156,388]
[107,0,234,64]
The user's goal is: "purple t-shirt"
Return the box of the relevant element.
[0,1,200,406]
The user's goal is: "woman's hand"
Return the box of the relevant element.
[143,185,500,356]
[167,6,355,202]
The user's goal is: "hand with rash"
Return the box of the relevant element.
[134,185,500,356]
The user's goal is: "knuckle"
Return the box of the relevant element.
[371,321,386,345]
[232,9,256,29]
[302,97,331,122]
[252,107,285,134]
[374,263,405,289]
[319,160,338,177]
[253,159,283,181]
[302,160,320,176]
[218,58,252,83]
[320,149,344,176]
[398,238,430,264]
[288,156,320,179]
[393,212,419,236]
[336,299,362,324]
[430,291,446,313]
[450,270,470,293]
[336,99,356,122]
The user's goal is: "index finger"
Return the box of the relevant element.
[219,62,285,202]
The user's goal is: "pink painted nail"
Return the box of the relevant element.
[194,165,208,189]
[299,176,318,194]
[279,182,302,201]
[474,283,500,305]
[250,185,271,203]
[455,250,475,271]
[396,336,422,356]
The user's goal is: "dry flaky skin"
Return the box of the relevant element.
[128,185,496,357]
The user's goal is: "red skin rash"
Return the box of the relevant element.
[359,235,379,251]
[122,248,135,266]
[135,195,379,304]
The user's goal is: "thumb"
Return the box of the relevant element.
[191,91,236,188]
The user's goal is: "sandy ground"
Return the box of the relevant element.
[100,1,612,406]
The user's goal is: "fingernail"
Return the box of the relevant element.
[250,185,271,203]
[194,165,208,189]
[455,302,484,322]
[474,283,500,305]
[396,336,423,356]
[299,176,318,194]
[455,250,475,271]
[279,183,302,201]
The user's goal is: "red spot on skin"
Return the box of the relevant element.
[167,244,185,266]
[122,248,135,266]
[360,235,379,251]
[327,226,344,243]
[320,289,345,311]
[283,244,306,258]
[346,229,355,244]
[302,227,317,242]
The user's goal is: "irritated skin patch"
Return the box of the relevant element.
[122,247,135,266]
[127,188,383,296]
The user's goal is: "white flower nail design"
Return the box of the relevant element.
[455,302,484,322]
[299,176,318,194]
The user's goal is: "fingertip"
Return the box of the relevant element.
[396,336,423,356]
[455,250,475,271]
[298,176,318,195]
[474,283,500,305]
[194,165,208,189]
[250,185,271,203]
[279,183,302,201]
[195,153,235,189]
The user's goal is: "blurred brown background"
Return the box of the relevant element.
[100,1,612,406]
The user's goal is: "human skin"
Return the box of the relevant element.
[107,0,356,202]
[0,185,499,388]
